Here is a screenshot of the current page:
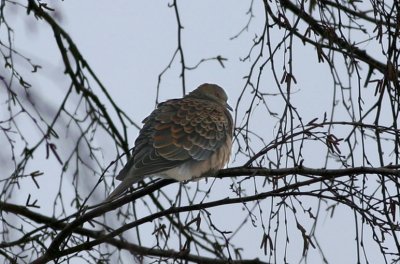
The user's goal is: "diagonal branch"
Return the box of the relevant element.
[28,164,400,263]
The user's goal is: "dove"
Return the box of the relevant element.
[107,83,233,200]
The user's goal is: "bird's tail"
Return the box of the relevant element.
[105,157,143,201]
[105,175,144,201]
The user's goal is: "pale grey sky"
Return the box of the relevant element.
[2,1,391,263]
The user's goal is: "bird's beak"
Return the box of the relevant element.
[227,103,233,111]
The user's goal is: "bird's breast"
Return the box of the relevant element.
[160,136,232,181]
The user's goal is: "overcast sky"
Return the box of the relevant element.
[2,1,391,263]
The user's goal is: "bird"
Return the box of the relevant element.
[106,83,233,201]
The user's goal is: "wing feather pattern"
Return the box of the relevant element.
[107,97,232,200]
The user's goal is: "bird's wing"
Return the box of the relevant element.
[117,97,232,180]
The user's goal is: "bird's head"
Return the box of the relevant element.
[188,83,233,111]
